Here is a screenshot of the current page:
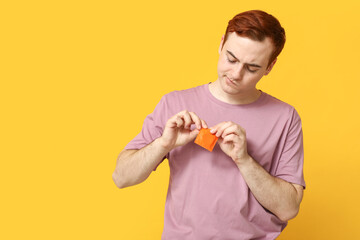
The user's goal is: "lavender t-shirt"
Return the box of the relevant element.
[125,83,305,240]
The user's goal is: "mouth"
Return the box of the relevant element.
[225,76,236,86]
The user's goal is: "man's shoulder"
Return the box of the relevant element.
[262,92,300,119]
[162,84,206,101]
[263,92,295,109]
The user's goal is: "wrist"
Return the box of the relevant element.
[157,136,174,152]
[234,153,252,168]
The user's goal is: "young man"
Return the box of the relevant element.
[113,10,305,240]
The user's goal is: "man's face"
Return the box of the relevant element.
[217,32,276,95]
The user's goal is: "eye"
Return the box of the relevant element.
[226,57,236,63]
[246,66,257,73]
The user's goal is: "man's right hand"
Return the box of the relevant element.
[159,110,208,151]
[113,110,207,188]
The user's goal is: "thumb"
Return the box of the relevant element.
[189,128,200,140]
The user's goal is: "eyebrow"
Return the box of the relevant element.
[226,50,262,68]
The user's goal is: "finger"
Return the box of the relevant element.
[221,124,241,138]
[212,121,233,138]
[221,133,240,144]
[166,114,180,128]
[216,121,236,137]
[209,123,221,135]
[201,119,208,129]
[180,111,192,129]
[189,128,200,139]
[188,111,202,130]
[175,115,184,128]
[209,121,228,134]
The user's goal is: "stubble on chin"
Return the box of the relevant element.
[220,78,240,95]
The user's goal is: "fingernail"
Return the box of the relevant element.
[210,128,215,133]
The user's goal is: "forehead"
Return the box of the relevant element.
[223,32,274,64]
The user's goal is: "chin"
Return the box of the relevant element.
[223,88,241,96]
[220,78,241,95]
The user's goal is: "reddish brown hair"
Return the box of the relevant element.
[222,10,286,68]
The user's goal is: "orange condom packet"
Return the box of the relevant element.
[194,128,218,152]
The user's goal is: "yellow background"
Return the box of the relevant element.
[1,0,360,239]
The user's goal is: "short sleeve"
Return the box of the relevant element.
[275,109,306,188]
[124,95,169,171]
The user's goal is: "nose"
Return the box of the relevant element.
[230,64,245,81]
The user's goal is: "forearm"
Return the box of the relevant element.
[113,110,206,189]
[112,137,171,188]
[236,156,302,222]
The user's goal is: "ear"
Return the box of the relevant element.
[264,58,277,76]
[218,35,224,54]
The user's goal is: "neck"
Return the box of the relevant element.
[209,80,261,105]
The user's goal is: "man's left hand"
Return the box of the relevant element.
[210,121,250,165]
